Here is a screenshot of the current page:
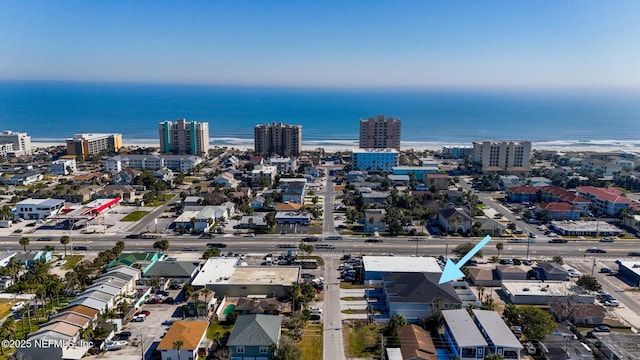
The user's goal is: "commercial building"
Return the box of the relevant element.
[254,122,302,157]
[66,133,122,160]
[501,280,595,305]
[617,261,640,287]
[550,220,622,237]
[16,198,65,220]
[359,115,401,150]
[352,148,399,172]
[192,258,299,298]
[363,256,441,282]
[392,166,439,178]
[472,141,532,172]
[159,118,209,156]
[0,130,32,155]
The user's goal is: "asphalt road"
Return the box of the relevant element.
[323,257,346,360]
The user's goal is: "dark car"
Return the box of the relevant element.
[302,236,320,242]
[628,251,640,256]
[364,238,383,243]
[162,297,175,304]
[499,259,513,265]
[512,259,522,265]
[72,245,88,251]
[169,283,182,290]
[200,233,214,239]
[156,290,169,296]
[182,246,198,252]
[135,310,151,316]
[586,248,606,253]
[206,243,227,248]
[125,233,141,239]
[277,244,296,248]
[37,236,54,241]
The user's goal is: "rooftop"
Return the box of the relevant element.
[60,305,99,318]
[397,324,437,360]
[156,321,209,350]
[363,256,441,274]
[227,314,281,347]
[618,261,640,278]
[442,309,488,347]
[502,280,582,297]
[472,310,523,349]
[578,186,633,204]
[551,220,622,233]
[230,267,299,285]
[593,333,640,360]
[191,258,239,286]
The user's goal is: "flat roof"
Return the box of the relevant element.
[363,256,441,274]
[551,220,621,233]
[594,333,640,360]
[618,261,640,278]
[501,280,579,297]
[472,310,523,349]
[229,266,299,285]
[442,309,488,348]
[17,198,64,206]
[191,258,239,286]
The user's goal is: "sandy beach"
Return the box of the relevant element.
[31,139,640,155]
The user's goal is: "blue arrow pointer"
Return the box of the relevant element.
[439,235,492,284]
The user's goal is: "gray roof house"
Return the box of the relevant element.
[438,206,473,234]
[536,262,569,281]
[472,309,523,359]
[228,314,282,360]
[145,261,200,279]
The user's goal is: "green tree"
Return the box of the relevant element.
[172,339,184,360]
[495,242,504,258]
[271,335,302,360]
[153,239,170,254]
[452,242,483,259]
[517,306,556,340]
[19,236,30,251]
[202,247,221,259]
[577,275,602,292]
[389,314,408,330]
[485,354,505,360]
[60,235,70,257]
[552,256,564,265]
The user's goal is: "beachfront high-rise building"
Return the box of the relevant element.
[66,133,122,160]
[254,122,302,157]
[0,130,32,156]
[158,118,209,156]
[359,115,401,150]
[472,141,532,172]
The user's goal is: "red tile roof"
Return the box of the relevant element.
[577,186,633,204]
[541,186,590,203]
[538,202,581,211]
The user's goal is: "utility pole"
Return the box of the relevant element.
[591,257,596,277]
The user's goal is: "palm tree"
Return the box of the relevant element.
[60,235,70,257]
[19,236,30,252]
[389,314,408,331]
[202,288,212,317]
[495,242,504,259]
[172,339,184,360]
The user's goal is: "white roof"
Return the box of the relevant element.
[442,309,488,347]
[191,258,239,286]
[472,310,523,349]
[363,256,441,274]
[386,348,403,360]
[501,280,577,296]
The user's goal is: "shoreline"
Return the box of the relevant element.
[31,139,640,154]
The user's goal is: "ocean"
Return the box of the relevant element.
[1,81,640,148]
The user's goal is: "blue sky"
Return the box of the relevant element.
[1,1,639,88]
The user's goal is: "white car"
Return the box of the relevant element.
[244,233,256,237]
[604,300,620,307]
[11,301,26,312]
[56,259,67,266]
[308,307,323,314]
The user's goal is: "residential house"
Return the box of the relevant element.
[548,302,606,325]
[442,309,488,360]
[282,182,305,204]
[250,165,278,187]
[364,208,386,233]
[424,174,449,190]
[361,191,390,205]
[438,206,473,234]
[213,172,240,188]
[184,196,203,207]
[95,185,136,202]
[380,272,461,323]
[107,252,163,275]
[0,276,13,291]
[250,196,267,209]
[14,251,52,268]
[153,167,174,185]
[524,176,552,187]
[227,314,282,360]
[72,172,107,185]
[472,309,523,359]
[144,261,200,280]
[50,158,77,175]
[110,168,141,185]
[392,166,439,179]
[395,324,438,360]
[580,159,622,177]
[495,266,527,281]
[267,157,297,174]
[235,297,280,315]
[0,252,17,267]
[467,268,500,287]
[273,202,302,212]
[3,171,43,186]
[388,174,410,186]
[157,321,210,360]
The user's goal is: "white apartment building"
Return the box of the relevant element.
[472,141,532,172]
[16,198,65,220]
[0,130,32,155]
[50,158,77,175]
[104,154,202,174]
[267,157,297,174]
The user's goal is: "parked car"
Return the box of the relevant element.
[308,307,323,314]
[162,297,175,304]
[522,259,533,266]
[169,283,182,290]
[604,300,620,307]
[512,259,522,265]
[56,259,67,266]
[528,232,537,239]
[131,314,146,322]
[135,310,151,317]
[11,301,26,312]
[146,298,162,304]
[599,267,611,273]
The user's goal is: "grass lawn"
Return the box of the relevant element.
[341,309,367,314]
[298,323,323,360]
[60,255,84,270]
[0,299,14,320]
[207,321,233,341]
[146,194,175,207]
[340,282,366,289]
[121,211,150,221]
[343,321,381,358]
